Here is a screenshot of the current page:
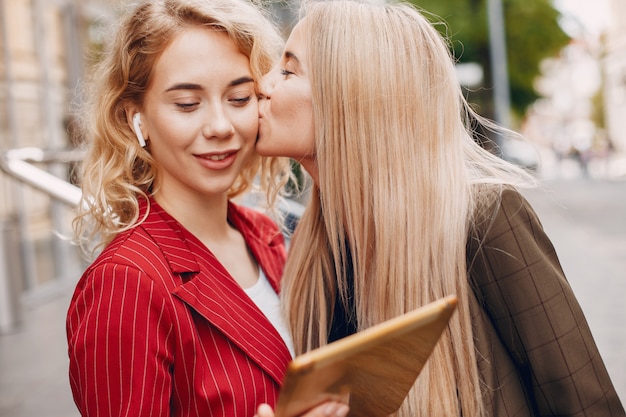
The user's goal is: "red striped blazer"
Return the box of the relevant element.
[66,198,291,417]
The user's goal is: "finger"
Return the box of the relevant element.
[255,403,275,417]
[321,402,349,417]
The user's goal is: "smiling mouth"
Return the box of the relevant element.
[197,150,236,160]
[206,154,229,161]
[195,150,238,170]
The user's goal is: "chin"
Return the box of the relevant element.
[255,138,273,157]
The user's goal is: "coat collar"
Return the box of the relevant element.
[138,197,290,384]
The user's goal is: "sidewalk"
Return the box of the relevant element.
[0,288,79,417]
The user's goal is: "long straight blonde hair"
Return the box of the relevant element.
[280,1,535,416]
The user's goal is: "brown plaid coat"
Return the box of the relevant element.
[467,186,624,416]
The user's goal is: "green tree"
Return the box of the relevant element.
[413,0,570,123]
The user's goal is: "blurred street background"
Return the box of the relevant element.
[1,0,625,416]
[3,174,625,417]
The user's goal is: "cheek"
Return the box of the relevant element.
[274,90,312,132]
[260,83,315,158]
[280,104,315,157]
[292,101,314,148]
[233,105,260,143]
[145,105,195,147]
[149,118,190,150]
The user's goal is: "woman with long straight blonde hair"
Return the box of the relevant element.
[256,1,625,416]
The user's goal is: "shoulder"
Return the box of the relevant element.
[79,219,185,296]
[90,226,162,271]
[228,201,285,244]
[470,184,541,242]
[467,184,566,300]
[467,184,554,285]
[70,224,181,314]
[472,184,529,218]
[231,202,280,226]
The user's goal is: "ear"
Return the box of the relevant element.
[125,107,147,147]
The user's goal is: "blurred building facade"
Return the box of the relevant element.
[0,0,116,331]
[604,0,626,152]
[521,0,626,179]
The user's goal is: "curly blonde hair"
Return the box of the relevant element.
[73,0,290,255]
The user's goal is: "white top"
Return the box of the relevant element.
[244,269,295,358]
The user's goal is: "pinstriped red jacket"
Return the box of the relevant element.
[66,198,291,417]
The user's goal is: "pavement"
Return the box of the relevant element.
[0,285,79,417]
[1,170,625,417]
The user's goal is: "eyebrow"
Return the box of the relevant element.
[285,51,300,64]
[164,76,254,92]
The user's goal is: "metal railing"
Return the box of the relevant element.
[0,147,84,334]
[1,147,83,206]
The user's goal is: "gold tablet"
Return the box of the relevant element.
[274,295,458,417]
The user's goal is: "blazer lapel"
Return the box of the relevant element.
[227,202,287,293]
[174,271,291,385]
[148,201,290,385]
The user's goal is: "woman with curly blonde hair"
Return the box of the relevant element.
[67,0,294,416]
[255,1,625,416]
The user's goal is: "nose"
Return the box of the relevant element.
[203,104,234,139]
[259,66,278,99]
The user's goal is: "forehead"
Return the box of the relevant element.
[151,27,252,87]
[285,19,307,54]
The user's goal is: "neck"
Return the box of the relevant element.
[299,157,319,187]
[153,191,231,241]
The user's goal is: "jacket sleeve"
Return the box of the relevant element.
[468,187,625,416]
[66,263,175,417]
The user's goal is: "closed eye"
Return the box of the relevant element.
[175,102,199,111]
[230,96,253,107]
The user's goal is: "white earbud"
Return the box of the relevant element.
[133,113,146,147]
